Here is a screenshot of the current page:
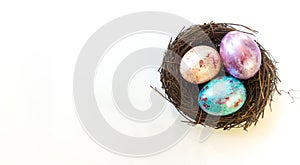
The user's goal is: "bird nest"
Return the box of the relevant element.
[158,22,280,130]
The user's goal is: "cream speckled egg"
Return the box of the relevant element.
[180,46,221,84]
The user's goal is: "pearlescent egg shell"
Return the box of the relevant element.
[220,31,261,79]
[198,76,246,116]
[180,46,221,84]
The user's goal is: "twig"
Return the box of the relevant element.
[279,89,300,103]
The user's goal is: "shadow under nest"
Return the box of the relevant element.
[158,22,280,130]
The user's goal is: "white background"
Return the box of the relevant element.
[1,0,300,164]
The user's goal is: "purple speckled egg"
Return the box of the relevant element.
[180,46,221,84]
[220,31,261,79]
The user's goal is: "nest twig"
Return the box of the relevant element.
[158,22,280,130]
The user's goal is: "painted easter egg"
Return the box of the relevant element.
[180,45,221,84]
[220,31,261,79]
[198,76,246,116]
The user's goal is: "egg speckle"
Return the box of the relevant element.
[180,46,221,84]
[198,76,246,116]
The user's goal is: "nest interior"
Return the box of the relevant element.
[159,22,279,130]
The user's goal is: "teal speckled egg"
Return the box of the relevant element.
[198,76,246,116]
